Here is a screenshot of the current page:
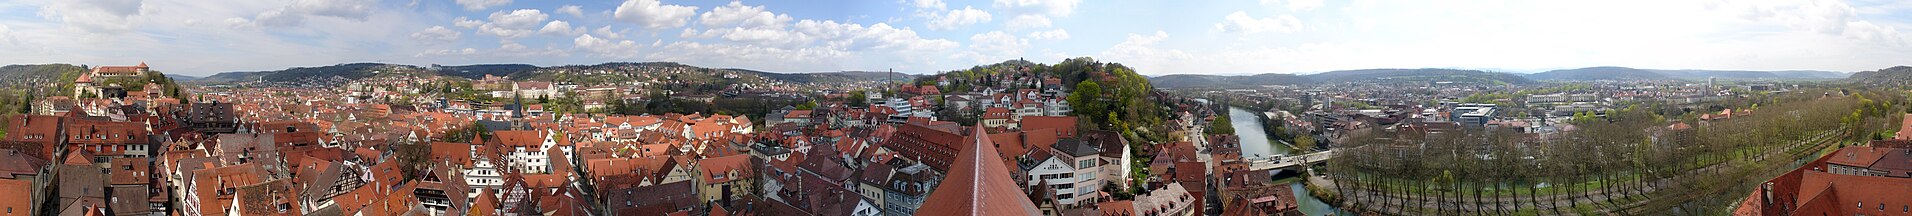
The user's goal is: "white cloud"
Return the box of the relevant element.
[416,47,479,57]
[1005,14,1051,30]
[649,41,850,71]
[499,40,568,57]
[912,0,947,10]
[594,26,626,39]
[286,0,376,19]
[555,5,584,17]
[1215,11,1302,34]
[37,0,149,33]
[700,1,792,29]
[971,31,1026,53]
[453,16,485,28]
[614,0,699,30]
[1027,29,1069,40]
[1290,0,1323,11]
[795,21,959,52]
[574,34,641,57]
[410,26,461,43]
[991,0,1077,31]
[1101,31,1191,65]
[455,0,511,11]
[476,9,548,38]
[487,9,548,29]
[1710,0,1907,46]
[0,24,15,46]
[232,0,378,28]
[1843,21,1906,47]
[926,6,992,31]
[539,20,583,35]
[1263,0,1323,12]
[685,2,957,57]
[663,19,958,71]
[992,0,1079,17]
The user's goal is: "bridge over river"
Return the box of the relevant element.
[1247,149,1336,171]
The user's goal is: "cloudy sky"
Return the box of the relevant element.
[2,0,1911,76]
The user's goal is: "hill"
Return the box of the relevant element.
[730,69,916,84]
[1148,74,1310,89]
[1148,68,1536,88]
[1651,69,1847,80]
[1525,66,1670,81]
[166,74,202,82]
[0,64,87,85]
[1846,66,1912,85]
[198,62,915,87]
[199,63,423,83]
[1307,68,1537,85]
[920,57,1172,143]
[432,64,540,79]
[1526,67,1847,81]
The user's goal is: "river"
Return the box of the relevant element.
[1227,107,1343,215]
[1230,107,1292,158]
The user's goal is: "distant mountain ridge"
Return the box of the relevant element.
[1846,66,1912,85]
[0,64,87,82]
[195,62,916,84]
[1149,68,1535,88]
[1150,66,1854,88]
[1524,66,1847,81]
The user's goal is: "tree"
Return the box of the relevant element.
[392,138,431,181]
[1207,115,1234,135]
[1068,81,1103,121]
[795,100,818,110]
[1294,135,1317,151]
[847,90,868,107]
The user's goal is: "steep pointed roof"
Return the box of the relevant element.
[75,73,93,83]
[915,122,1040,216]
[471,188,498,216]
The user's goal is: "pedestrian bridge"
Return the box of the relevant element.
[1247,150,1336,171]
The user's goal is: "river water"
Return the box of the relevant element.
[1227,107,1343,215]
[1231,107,1292,158]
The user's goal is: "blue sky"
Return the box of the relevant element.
[2,0,1911,76]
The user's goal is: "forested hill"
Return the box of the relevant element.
[198,62,913,85]
[1523,66,1670,81]
[0,64,88,86]
[1847,66,1912,86]
[1148,68,1535,89]
[921,57,1172,143]
[1526,66,1848,81]
[1148,74,1310,89]
[199,63,422,83]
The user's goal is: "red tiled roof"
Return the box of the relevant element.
[916,122,1040,216]
[93,66,144,75]
[1789,170,1912,215]
[1825,147,1890,168]
[1019,116,1078,138]
[1899,114,1912,140]
[495,130,544,148]
[982,108,1011,120]
[697,155,752,184]
[0,179,31,215]
[785,110,813,119]
[431,142,475,167]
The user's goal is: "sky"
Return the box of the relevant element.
[3,0,1912,76]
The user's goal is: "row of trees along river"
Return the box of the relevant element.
[1312,88,1906,215]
